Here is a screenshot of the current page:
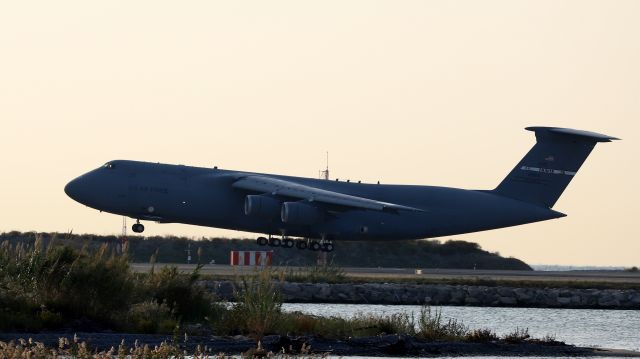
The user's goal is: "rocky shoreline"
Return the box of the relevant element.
[204,281,640,309]
[1,332,639,357]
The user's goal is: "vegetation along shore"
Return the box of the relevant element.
[1,235,640,357]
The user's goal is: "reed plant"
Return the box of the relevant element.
[220,269,283,340]
[503,327,531,343]
[416,306,468,340]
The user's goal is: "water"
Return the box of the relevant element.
[282,303,640,355]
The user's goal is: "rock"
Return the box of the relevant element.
[315,283,331,300]
[201,280,640,309]
[557,297,571,305]
[559,290,573,297]
[450,289,466,304]
[598,295,620,307]
[499,296,517,305]
[570,295,581,306]
[464,295,481,305]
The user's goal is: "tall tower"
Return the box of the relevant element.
[119,216,128,254]
[121,216,127,237]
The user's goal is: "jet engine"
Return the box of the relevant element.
[244,195,280,219]
[281,201,323,225]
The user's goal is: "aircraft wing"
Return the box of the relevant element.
[232,175,423,212]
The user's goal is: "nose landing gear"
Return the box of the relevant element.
[132,220,145,233]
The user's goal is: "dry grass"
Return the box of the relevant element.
[0,336,326,359]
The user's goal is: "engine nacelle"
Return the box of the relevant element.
[244,195,281,219]
[281,201,323,225]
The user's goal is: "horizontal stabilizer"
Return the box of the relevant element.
[525,126,620,142]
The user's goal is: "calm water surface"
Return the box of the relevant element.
[282,303,640,354]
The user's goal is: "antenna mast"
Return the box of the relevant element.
[319,151,329,180]
[317,152,330,267]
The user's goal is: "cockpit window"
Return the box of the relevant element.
[103,162,115,169]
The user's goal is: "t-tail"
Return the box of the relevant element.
[493,126,619,208]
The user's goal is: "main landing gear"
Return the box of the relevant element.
[256,235,334,252]
[132,220,145,233]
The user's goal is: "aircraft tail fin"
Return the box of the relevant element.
[493,127,619,208]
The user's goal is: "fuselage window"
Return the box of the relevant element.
[103,162,115,169]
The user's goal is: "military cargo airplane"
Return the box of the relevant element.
[65,127,618,252]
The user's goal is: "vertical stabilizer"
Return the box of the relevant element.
[493,127,619,208]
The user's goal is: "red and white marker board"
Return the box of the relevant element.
[230,250,273,266]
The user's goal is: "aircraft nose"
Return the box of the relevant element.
[64,176,84,202]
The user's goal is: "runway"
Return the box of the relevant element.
[130,263,640,284]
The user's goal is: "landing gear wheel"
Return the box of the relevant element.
[257,237,268,246]
[322,243,334,252]
[269,237,281,247]
[296,240,308,250]
[283,239,294,248]
[309,241,321,251]
[132,222,145,233]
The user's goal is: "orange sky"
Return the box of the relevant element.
[1,0,638,266]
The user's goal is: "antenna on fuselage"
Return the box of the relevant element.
[319,151,329,180]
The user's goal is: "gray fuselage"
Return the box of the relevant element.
[64,160,564,241]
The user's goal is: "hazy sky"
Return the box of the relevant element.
[1,1,638,266]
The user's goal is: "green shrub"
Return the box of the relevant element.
[503,327,530,343]
[416,306,468,340]
[348,312,416,336]
[127,300,177,334]
[465,328,498,342]
[143,264,213,322]
[225,270,283,340]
